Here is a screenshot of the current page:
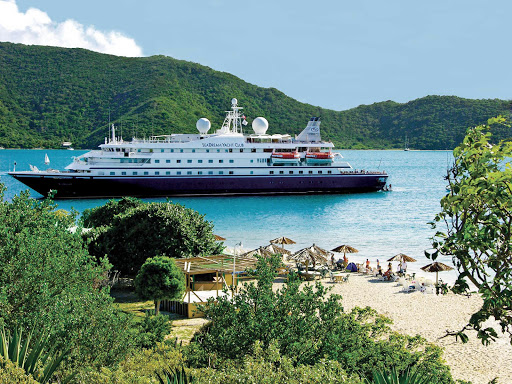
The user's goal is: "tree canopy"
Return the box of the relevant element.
[0,186,133,370]
[429,116,512,344]
[0,41,510,150]
[84,198,223,275]
[135,256,185,316]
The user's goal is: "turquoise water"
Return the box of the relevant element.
[0,149,456,281]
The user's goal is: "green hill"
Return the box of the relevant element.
[0,41,510,149]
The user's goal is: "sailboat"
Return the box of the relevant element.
[404,135,410,151]
[44,153,50,165]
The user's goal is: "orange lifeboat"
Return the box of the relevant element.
[306,151,334,163]
[271,150,300,164]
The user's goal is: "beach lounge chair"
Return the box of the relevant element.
[342,274,349,283]
[334,275,344,283]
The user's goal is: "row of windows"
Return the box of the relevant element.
[153,159,267,164]
[101,170,333,176]
[136,148,262,154]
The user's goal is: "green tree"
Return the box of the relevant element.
[190,256,453,383]
[429,116,512,344]
[135,256,185,316]
[82,197,142,227]
[85,200,222,275]
[0,186,133,370]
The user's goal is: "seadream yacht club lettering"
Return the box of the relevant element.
[9,98,388,198]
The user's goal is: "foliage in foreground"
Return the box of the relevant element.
[0,356,38,384]
[189,256,454,383]
[84,198,223,274]
[0,187,134,371]
[135,256,186,316]
[0,326,70,384]
[429,116,512,344]
[366,367,433,384]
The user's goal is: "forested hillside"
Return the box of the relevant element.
[0,42,510,149]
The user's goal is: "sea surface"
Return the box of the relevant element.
[0,149,458,282]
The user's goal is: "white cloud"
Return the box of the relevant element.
[0,0,143,57]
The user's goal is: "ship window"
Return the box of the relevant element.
[144,172,149,175]
[251,149,256,153]
[121,172,126,175]
[250,171,254,174]
[250,160,254,163]
[161,149,164,153]
[289,171,293,174]
[229,160,234,163]
[219,171,224,175]
[229,171,234,175]
[279,171,284,174]
[110,172,115,175]
[138,149,141,152]
[187,171,192,175]
[198,171,202,175]
[318,171,322,174]
[155,160,160,163]
[208,171,213,175]
[206,149,210,153]
[227,149,231,153]
[192,149,196,153]
[299,171,303,174]
[177,171,181,175]
[166,171,170,175]
[180,149,184,153]
[187,160,192,163]
[240,149,243,153]
[133,172,137,175]
[309,171,313,174]
[155,171,160,175]
[217,149,220,153]
[198,160,203,163]
[328,170,332,174]
[166,160,171,163]
[177,160,181,163]
[171,149,174,153]
[270,171,274,175]
[219,160,223,163]
[208,160,213,163]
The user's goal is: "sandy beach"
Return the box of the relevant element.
[279,273,512,384]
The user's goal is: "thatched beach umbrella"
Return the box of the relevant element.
[240,247,274,258]
[270,236,296,246]
[290,244,330,272]
[387,253,417,263]
[421,262,454,286]
[214,234,226,241]
[331,245,359,262]
[262,243,292,257]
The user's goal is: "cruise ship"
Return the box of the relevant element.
[9,99,388,198]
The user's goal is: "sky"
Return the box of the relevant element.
[1,0,511,111]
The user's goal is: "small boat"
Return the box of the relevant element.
[44,153,50,165]
[306,151,334,164]
[404,135,410,151]
[271,150,300,164]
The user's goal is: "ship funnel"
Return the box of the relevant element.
[296,117,321,142]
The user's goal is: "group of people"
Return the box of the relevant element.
[334,257,408,281]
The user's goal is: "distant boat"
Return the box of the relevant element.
[404,135,410,151]
[44,153,50,165]
[67,147,74,151]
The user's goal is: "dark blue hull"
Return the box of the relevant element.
[9,173,388,199]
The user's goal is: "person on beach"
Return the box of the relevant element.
[384,266,392,280]
[376,259,382,275]
[365,259,371,273]
[402,260,407,273]
[343,254,348,268]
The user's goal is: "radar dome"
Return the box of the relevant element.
[252,117,269,135]
[231,98,238,106]
[196,118,211,134]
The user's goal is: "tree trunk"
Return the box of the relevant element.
[155,299,161,316]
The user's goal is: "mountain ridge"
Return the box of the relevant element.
[0,41,510,149]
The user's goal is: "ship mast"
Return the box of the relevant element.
[219,98,243,134]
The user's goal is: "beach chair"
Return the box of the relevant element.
[334,275,344,283]
[342,274,350,283]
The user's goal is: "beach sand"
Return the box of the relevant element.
[275,273,512,384]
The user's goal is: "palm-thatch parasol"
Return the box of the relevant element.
[290,244,330,272]
[387,253,417,263]
[262,243,292,257]
[421,261,454,286]
[331,245,359,262]
[270,236,296,246]
[240,247,274,258]
[214,234,226,241]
